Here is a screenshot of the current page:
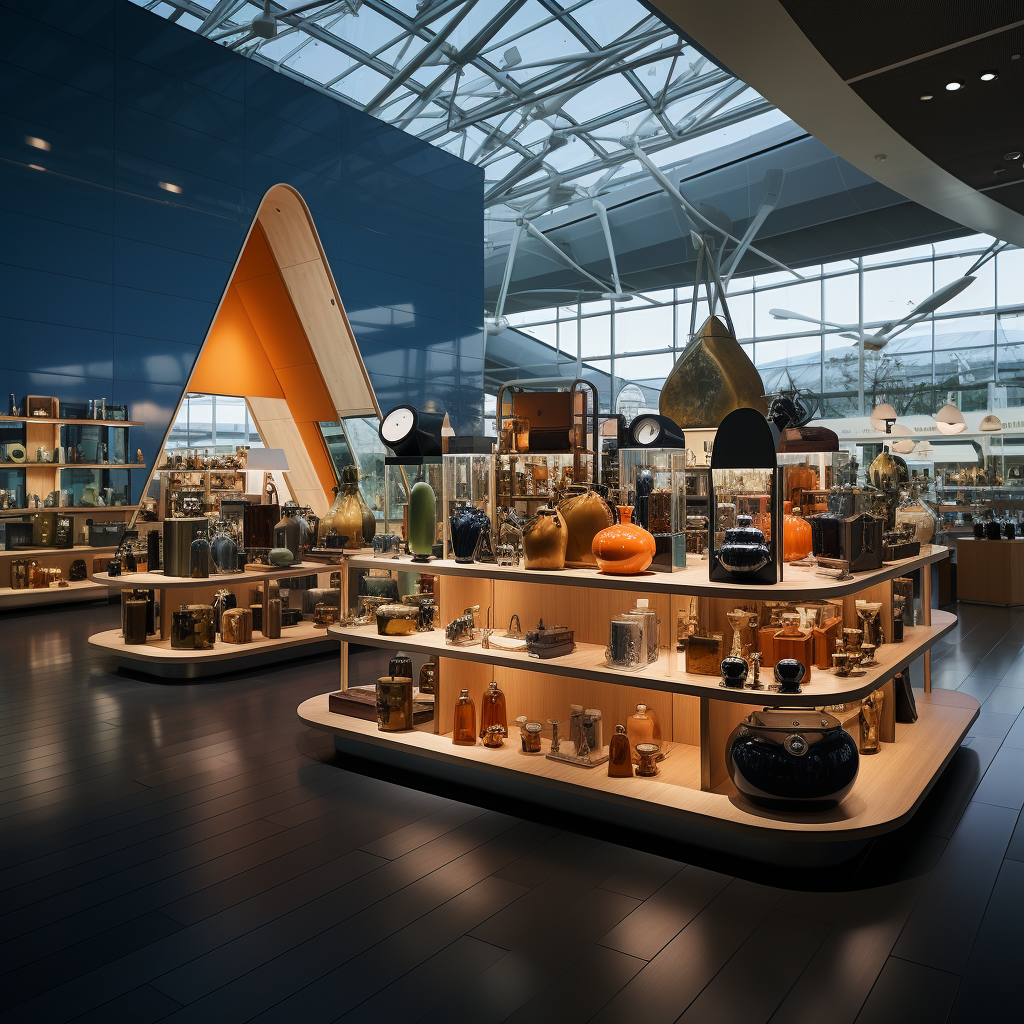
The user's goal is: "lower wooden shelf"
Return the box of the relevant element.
[0,578,109,609]
[298,687,978,864]
[89,620,336,679]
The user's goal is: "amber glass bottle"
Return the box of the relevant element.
[479,679,507,738]
[452,688,476,745]
[607,725,633,778]
[626,703,656,761]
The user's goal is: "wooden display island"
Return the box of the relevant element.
[300,546,978,865]
[89,561,336,679]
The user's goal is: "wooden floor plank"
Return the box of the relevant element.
[0,594,1021,1022]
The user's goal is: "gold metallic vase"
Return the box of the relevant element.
[659,315,768,429]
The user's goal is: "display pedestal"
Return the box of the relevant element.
[956,537,1024,606]
[302,547,976,863]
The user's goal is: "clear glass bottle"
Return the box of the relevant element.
[607,725,633,778]
[452,687,476,745]
[523,721,543,753]
[479,679,507,738]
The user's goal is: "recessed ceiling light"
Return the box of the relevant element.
[945,80,964,91]
[920,94,934,101]
[980,70,999,81]
[28,164,44,172]
[158,181,183,194]
[24,136,50,151]
[1006,151,1022,160]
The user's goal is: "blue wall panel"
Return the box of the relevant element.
[0,0,484,501]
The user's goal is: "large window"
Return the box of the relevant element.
[501,233,1023,418]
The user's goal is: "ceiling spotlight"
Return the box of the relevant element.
[945,80,964,91]
[920,94,934,101]
[158,181,183,194]
[875,153,887,162]
[24,136,50,151]
[1005,151,1021,160]
[980,70,999,81]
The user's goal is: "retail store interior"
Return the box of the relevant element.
[3,1,1024,1021]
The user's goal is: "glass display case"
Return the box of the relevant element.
[618,448,687,572]
[493,451,593,523]
[382,458,444,557]
[442,453,493,559]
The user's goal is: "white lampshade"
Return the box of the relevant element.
[870,402,898,432]
[891,438,916,454]
[245,447,290,471]
[935,404,967,435]
[980,414,1002,432]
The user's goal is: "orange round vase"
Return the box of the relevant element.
[592,506,656,575]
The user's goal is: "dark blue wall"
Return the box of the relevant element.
[0,0,484,499]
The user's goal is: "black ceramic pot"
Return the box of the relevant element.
[973,521,985,539]
[774,658,805,694]
[727,709,860,809]
[1005,520,1017,541]
[986,520,1002,540]
[717,515,771,575]
[720,656,749,688]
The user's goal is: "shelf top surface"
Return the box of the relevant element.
[328,610,955,707]
[93,560,327,589]
[0,545,116,557]
[88,621,332,659]
[0,506,136,517]
[0,416,143,426]
[346,546,949,600]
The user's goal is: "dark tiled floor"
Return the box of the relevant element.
[0,598,1021,1022]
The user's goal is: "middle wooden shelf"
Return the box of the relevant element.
[328,610,954,708]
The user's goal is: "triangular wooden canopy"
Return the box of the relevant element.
[173,185,379,517]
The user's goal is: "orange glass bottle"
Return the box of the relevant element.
[479,680,507,738]
[452,687,476,745]
[782,502,813,561]
[607,725,633,777]
[626,703,656,762]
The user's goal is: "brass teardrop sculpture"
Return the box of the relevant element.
[659,315,768,429]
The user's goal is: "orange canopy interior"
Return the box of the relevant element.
[189,224,338,496]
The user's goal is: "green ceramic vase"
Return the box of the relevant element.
[408,479,436,562]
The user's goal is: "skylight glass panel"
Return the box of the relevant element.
[130,0,790,217]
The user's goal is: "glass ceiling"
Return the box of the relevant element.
[131,0,787,220]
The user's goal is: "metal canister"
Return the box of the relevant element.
[569,704,584,753]
[583,708,603,753]
[376,675,414,732]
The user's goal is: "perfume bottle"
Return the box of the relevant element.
[479,679,507,738]
[607,725,633,778]
[452,688,476,745]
